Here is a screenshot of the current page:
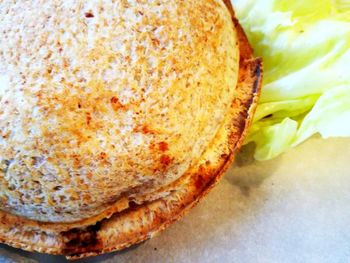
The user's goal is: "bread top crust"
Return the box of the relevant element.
[0,0,239,222]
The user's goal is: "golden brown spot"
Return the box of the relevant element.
[71,154,81,168]
[134,125,157,135]
[86,172,93,179]
[151,38,160,47]
[98,152,109,165]
[149,142,155,151]
[158,141,168,152]
[99,152,107,159]
[110,96,124,111]
[160,154,171,167]
[86,112,92,126]
[142,125,155,134]
[62,58,69,68]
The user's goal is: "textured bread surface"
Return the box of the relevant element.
[0,0,262,259]
[0,0,239,222]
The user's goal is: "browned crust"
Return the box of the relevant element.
[0,1,263,259]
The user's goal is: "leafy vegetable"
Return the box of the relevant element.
[232,0,350,160]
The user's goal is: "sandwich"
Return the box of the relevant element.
[0,0,262,259]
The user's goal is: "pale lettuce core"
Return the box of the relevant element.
[232,0,350,160]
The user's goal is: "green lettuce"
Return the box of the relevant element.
[232,0,350,160]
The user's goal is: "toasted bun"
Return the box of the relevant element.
[0,0,239,223]
[0,0,262,259]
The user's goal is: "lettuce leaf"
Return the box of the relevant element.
[232,0,350,160]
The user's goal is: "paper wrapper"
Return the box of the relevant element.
[1,136,350,263]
